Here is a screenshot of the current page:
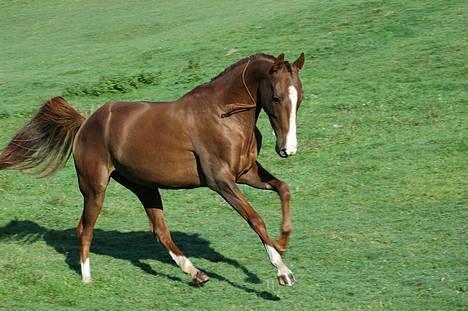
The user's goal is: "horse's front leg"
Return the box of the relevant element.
[238,161,292,254]
[211,174,295,286]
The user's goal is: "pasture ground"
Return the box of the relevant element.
[0,0,466,309]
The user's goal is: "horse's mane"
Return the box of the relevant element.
[181,53,276,98]
[210,53,276,83]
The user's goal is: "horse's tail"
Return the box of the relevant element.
[0,96,85,177]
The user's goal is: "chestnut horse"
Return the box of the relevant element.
[0,53,305,286]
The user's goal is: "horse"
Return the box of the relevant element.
[0,52,305,286]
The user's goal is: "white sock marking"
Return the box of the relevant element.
[286,85,298,155]
[169,251,198,276]
[81,258,91,283]
[265,244,292,276]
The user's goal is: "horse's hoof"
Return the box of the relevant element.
[189,271,209,287]
[277,273,295,286]
[82,277,92,284]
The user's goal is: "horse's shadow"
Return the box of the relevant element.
[0,220,280,301]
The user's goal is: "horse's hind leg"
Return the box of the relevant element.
[146,208,209,285]
[75,163,111,283]
[111,172,209,285]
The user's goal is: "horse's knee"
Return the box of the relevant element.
[275,180,291,201]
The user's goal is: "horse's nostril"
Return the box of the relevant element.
[279,149,288,158]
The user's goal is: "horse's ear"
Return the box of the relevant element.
[270,53,285,73]
[276,53,285,63]
[293,52,305,70]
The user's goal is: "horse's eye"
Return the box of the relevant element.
[272,95,281,103]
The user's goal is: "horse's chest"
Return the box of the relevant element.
[236,138,258,176]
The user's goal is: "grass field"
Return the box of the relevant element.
[0,0,466,309]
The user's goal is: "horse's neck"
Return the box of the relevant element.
[216,60,270,119]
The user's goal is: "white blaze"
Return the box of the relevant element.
[286,86,298,155]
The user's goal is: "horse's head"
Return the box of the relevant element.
[260,53,305,158]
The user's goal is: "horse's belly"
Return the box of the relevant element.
[105,102,203,188]
[113,151,203,189]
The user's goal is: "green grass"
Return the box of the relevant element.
[0,0,466,309]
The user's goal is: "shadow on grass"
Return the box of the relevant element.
[0,220,280,301]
